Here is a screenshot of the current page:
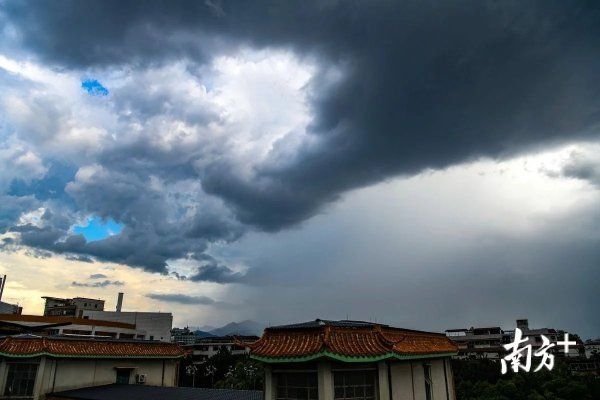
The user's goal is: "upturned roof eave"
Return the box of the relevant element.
[0,351,186,359]
[250,350,458,364]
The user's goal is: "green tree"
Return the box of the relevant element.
[214,359,264,390]
[453,359,599,400]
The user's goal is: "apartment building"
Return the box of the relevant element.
[445,319,585,360]
[171,327,197,345]
[184,335,259,363]
[445,326,507,360]
[42,296,105,317]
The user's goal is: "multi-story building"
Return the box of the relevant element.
[171,327,197,345]
[249,319,458,400]
[0,334,185,400]
[505,319,584,358]
[38,293,173,342]
[184,335,259,363]
[445,326,507,360]
[42,296,105,317]
[584,339,600,359]
[446,319,585,360]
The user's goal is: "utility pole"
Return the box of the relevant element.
[0,275,6,301]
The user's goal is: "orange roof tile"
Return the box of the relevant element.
[246,320,457,361]
[0,335,186,359]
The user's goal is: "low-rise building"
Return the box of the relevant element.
[80,293,173,342]
[185,335,258,363]
[248,319,458,400]
[0,301,21,315]
[42,297,105,317]
[0,314,147,339]
[0,334,186,400]
[0,276,21,315]
[82,310,173,342]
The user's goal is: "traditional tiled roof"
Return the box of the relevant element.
[247,319,457,363]
[0,335,186,359]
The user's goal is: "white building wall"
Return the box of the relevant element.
[389,359,455,400]
[410,362,426,400]
[376,362,390,400]
[390,362,414,400]
[0,357,179,400]
[263,358,455,400]
[82,311,173,342]
[431,359,449,400]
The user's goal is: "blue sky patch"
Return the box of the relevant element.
[73,216,123,242]
[81,79,109,96]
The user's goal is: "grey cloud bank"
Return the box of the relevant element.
[146,293,225,307]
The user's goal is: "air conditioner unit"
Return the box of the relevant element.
[136,374,147,384]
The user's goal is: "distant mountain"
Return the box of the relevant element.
[209,320,264,337]
[194,330,216,338]
[198,324,217,332]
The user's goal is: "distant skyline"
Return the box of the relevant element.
[0,1,599,339]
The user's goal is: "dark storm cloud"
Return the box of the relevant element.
[189,260,247,284]
[65,254,94,263]
[8,162,77,202]
[2,0,600,278]
[72,279,124,288]
[24,249,52,259]
[0,195,38,233]
[561,150,600,188]
[5,0,600,231]
[146,293,218,305]
[9,166,237,273]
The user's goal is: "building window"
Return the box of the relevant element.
[423,364,433,400]
[276,372,317,400]
[116,369,131,384]
[334,370,377,400]
[4,363,38,399]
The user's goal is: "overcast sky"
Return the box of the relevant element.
[0,1,599,338]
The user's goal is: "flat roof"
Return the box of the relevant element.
[47,384,262,400]
[43,297,105,302]
[0,314,136,329]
